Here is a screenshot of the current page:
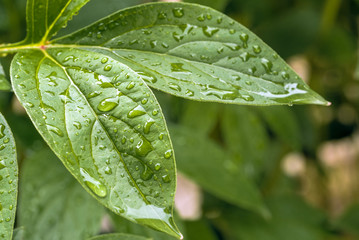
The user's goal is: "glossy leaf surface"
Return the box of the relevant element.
[11,49,181,238]
[87,233,150,240]
[0,64,11,91]
[0,113,17,240]
[169,124,268,217]
[56,2,329,106]
[24,0,89,43]
[18,149,104,240]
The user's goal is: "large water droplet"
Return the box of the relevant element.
[168,83,181,92]
[47,125,64,137]
[261,58,273,73]
[97,97,119,112]
[137,71,157,83]
[162,174,171,183]
[202,26,219,37]
[140,164,154,181]
[80,168,107,198]
[135,137,153,157]
[144,118,155,134]
[128,105,146,118]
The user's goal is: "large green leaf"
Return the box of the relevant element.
[169,124,268,217]
[18,148,104,240]
[216,195,327,240]
[55,2,329,106]
[11,48,181,238]
[0,64,11,91]
[24,0,89,44]
[221,106,269,178]
[0,113,17,240]
[87,233,150,240]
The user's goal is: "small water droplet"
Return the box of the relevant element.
[137,71,157,83]
[240,33,249,48]
[73,121,82,130]
[173,8,184,18]
[152,110,158,116]
[162,174,171,183]
[101,57,108,64]
[168,82,181,92]
[261,58,273,73]
[252,45,261,54]
[0,124,5,139]
[105,166,112,175]
[185,89,194,96]
[171,63,190,73]
[104,65,112,71]
[155,163,161,171]
[126,82,135,90]
[197,14,205,21]
[164,149,172,159]
[140,164,154,181]
[157,11,167,20]
[281,71,290,80]
[88,91,102,98]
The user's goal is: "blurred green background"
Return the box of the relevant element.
[1,0,359,239]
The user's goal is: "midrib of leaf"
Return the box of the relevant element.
[40,49,151,205]
[41,0,73,43]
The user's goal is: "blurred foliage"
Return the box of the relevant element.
[1,0,359,239]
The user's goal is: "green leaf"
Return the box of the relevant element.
[87,233,150,240]
[218,195,327,240]
[55,2,329,106]
[257,106,301,150]
[185,219,217,240]
[24,0,89,44]
[336,203,359,236]
[0,64,11,91]
[11,48,181,238]
[0,112,17,240]
[19,148,104,240]
[12,227,25,240]
[169,124,268,217]
[220,106,269,178]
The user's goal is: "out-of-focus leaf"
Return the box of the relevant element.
[257,106,301,150]
[185,219,217,240]
[221,106,269,178]
[217,195,327,240]
[12,227,25,240]
[55,2,329,106]
[169,124,268,217]
[181,101,219,136]
[87,233,150,240]
[0,64,11,91]
[336,203,359,236]
[12,48,181,238]
[0,112,17,240]
[18,148,104,240]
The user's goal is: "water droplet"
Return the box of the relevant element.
[164,149,172,159]
[252,45,261,54]
[47,125,64,137]
[101,57,108,64]
[202,26,219,37]
[158,133,165,140]
[229,29,236,34]
[261,58,273,73]
[126,82,135,90]
[152,110,158,116]
[158,11,167,20]
[128,105,146,118]
[144,118,155,134]
[240,33,249,48]
[97,97,119,112]
[88,91,102,98]
[9,205,13,210]
[135,137,153,157]
[185,89,194,96]
[197,14,205,21]
[0,124,4,139]
[173,8,184,18]
[140,164,154,181]
[171,63,190,73]
[80,168,107,198]
[162,174,171,183]
[168,82,181,92]
[104,65,112,71]
[155,163,161,171]
[224,43,240,51]
[281,71,290,80]
[5,217,10,222]
[137,71,157,83]
[73,121,82,130]
[239,52,255,62]
[241,95,254,102]
[0,160,5,170]
[105,166,112,175]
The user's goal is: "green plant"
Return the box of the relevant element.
[0,0,331,239]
